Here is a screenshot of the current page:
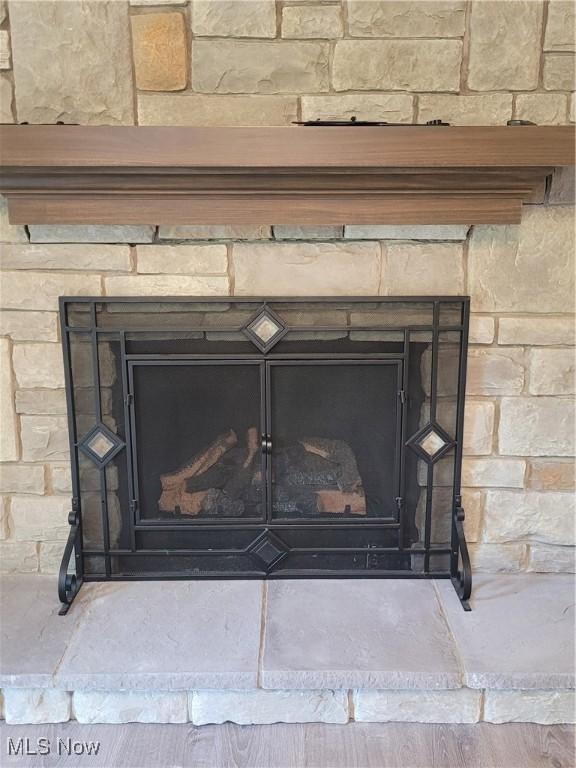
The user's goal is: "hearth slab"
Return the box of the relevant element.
[53,581,263,691]
[2,575,574,695]
[261,579,463,690]
[0,575,92,688]
[436,574,576,690]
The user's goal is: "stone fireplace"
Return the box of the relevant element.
[0,0,574,729]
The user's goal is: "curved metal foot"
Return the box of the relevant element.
[58,509,82,615]
[451,497,472,612]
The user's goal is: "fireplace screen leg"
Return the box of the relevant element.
[451,498,472,612]
[58,507,83,615]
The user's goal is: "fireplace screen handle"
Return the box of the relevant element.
[261,433,272,455]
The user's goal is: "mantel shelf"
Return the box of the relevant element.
[0,125,574,225]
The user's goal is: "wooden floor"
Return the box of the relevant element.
[1,722,574,768]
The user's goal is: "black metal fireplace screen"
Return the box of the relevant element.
[58,297,472,612]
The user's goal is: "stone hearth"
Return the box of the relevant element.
[0,574,573,725]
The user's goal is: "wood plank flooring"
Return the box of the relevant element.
[1,722,574,768]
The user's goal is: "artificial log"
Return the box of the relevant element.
[202,427,260,517]
[159,489,208,516]
[184,443,250,493]
[159,429,237,515]
[315,490,366,516]
[158,428,367,519]
[200,488,244,517]
[160,429,238,490]
[223,427,259,499]
[274,438,366,517]
[158,428,258,517]
[183,459,236,493]
[299,437,362,492]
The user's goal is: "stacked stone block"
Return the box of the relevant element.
[1,687,574,725]
[0,0,574,127]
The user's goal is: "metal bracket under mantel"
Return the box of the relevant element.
[0,125,574,225]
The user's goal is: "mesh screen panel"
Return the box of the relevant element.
[269,363,400,521]
[132,363,264,522]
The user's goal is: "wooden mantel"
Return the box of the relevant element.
[0,125,574,225]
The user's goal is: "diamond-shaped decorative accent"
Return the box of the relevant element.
[251,314,282,343]
[243,306,288,352]
[419,429,448,457]
[79,423,125,467]
[406,422,454,464]
[87,431,116,459]
[247,530,288,570]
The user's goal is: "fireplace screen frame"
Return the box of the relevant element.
[57,296,472,613]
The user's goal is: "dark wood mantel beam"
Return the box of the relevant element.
[0,125,573,225]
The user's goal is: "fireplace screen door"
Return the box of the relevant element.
[267,361,401,524]
[130,361,266,523]
[58,297,472,612]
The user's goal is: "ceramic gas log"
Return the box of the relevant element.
[159,429,367,519]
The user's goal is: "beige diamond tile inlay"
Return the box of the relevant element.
[419,430,448,457]
[87,431,116,460]
[250,314,283,344]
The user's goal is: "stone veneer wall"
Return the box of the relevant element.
[0,0,574,576]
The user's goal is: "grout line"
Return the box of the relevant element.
[51,582,104,683]
[538,0,550,91]
[43,463,51,496]
[341,0,350,39]
[492,398,500,456]
[462,225,470,297]
[183,1,192,92]
[226,242,235,296]
[479,688,486,722]
[126,6,139,125]
[327,39,336,94]
[275,0,282,39]
[431,579,467,690]
[459,0,472,94]
[347,689,355,722]
[377,240,385,296]
[4,495,13,540]
[129,244,137,273]
[256,580,268,689]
